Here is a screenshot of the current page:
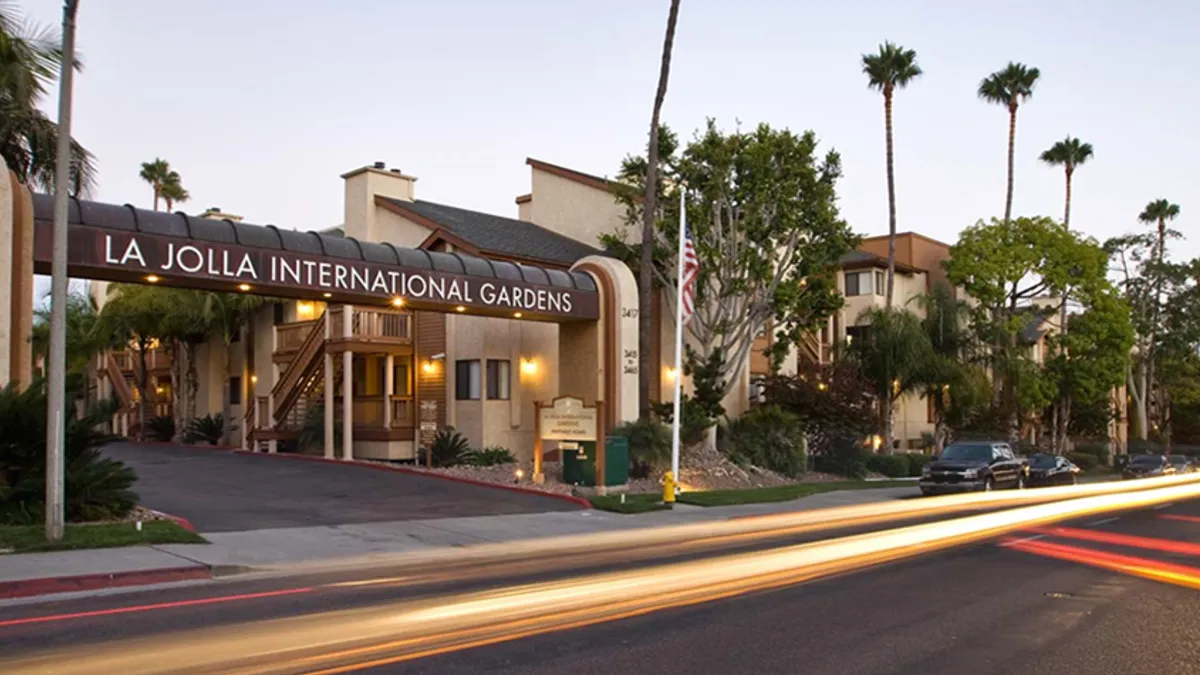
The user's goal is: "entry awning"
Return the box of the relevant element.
[30,194,600,322]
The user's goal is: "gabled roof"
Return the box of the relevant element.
[378,197,602,267]
[839,250,922,274]
[526,158,626,194]
[1018,307,1057,344]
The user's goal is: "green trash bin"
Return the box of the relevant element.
[604,436,629,486]
[561,442,596,486]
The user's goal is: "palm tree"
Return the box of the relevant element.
[978,62,1040,223]
[139,158,171,211]
[160,170,189,211]
[637,0,682,420]
[862,42,922,310]
[0,2,95,193]
[96,284,171,439]
[203,292,271,445]
[1137,198,1181,440]
[848,307,934,453]
[1039,137,1093,227]
[1139,199,1181,266]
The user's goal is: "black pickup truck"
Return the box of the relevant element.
[919,441,1029,495]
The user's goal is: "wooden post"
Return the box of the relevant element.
[596,400,606,490]
[533,400,545,484]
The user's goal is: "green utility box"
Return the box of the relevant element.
[561,437,630,487]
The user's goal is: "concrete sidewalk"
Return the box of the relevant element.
[0,486,914,600]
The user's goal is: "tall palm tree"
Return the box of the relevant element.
[862,42,922,309]
[1039,137,1093,227]
[638,0,682,420]
[1137,198,1181,440]
[978,62,1040,223]
[1139,199,1181,266]
[160,170,189,211]
[0,1,95,193]
[139,158,171,211]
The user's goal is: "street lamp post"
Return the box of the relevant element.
[46,0,81,542]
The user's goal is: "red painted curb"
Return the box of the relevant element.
[231,450,593,509]
[0,566,212,600]
[146,509,197,533]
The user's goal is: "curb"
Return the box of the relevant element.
[0,566,212,600]
[230,450,594,509]
[146,509,198,533]
[123,439,242,452]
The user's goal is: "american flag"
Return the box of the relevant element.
[680,225,700,325]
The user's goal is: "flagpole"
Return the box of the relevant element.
[670,186,686,485]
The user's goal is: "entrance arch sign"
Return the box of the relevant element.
[29,195,600,322]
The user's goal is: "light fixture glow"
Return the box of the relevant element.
[391,297,405,308]
[238,283,252,292]
[513,312,523,319]
[455,306,466,312]
[144,275,160,283]
[250,375,258,384]
[323,292,333,299]
[665,367,678,381]
[422,361,436,375]
[520,359,538,376]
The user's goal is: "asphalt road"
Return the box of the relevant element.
[103,442,580,532]
[1,496,1198,674]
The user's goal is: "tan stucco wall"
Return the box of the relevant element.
[526,168,627,249]
[373,209,434,248]
[343,167,417,242]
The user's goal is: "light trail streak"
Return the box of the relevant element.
[4,480,1199,675]
[1002,537,1200,590]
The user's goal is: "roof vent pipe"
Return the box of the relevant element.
[373,161,385,169]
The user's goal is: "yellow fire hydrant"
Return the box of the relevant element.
[662,471,677,504]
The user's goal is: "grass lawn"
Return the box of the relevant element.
[0,521,207,554]
[590,492,673,514]
[677,480,917,507]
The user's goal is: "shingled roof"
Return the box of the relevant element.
[379,197,603,266]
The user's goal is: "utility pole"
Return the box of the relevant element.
[46,0,81,542]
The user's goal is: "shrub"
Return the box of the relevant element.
[298,404,341,453]
[430,427,471,468]
[611,418,670,479]
[814,434,872,479]
[724,405,806,477]
[145,415,176,442]
[906,452,929,477]
[1066,451,1099,471]
[1075,442,1111,466]
[759,361,875,459]
[0,383,138,524]
[866,453,911,478]
[184,414,224,445]
[652,398,715,447]
[465,446,516,467]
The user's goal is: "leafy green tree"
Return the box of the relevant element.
[636,0,682,421]
[915,283,983,450]
[96,284,174,439]
[604,120,856,401]
[156,288,209,438]
[1044,290,1134,451]
[1039,137,1093,227]
[847,307,934,452]
[1107,200,1183,440]
[0,2,95,193]
[862,41,922,309]
[945,216,1107,438]
[978,62,1040,222]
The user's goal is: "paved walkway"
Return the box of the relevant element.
[0,487,913,598]
[104,442,581,532]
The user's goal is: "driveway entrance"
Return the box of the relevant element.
[104,442,581,533]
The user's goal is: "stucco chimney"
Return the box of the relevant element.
[341,162,418,241]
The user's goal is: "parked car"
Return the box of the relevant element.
[1122,454,1175,479]
[1166,455,1195,474]
[919,441,1029,495]
[1026,453,1081,487]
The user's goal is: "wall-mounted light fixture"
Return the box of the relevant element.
[296,301,316,321]
[665,367,678,382]
[520,358,538,376]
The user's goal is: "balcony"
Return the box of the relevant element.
[112,346,173,373]
[274,307,411,362]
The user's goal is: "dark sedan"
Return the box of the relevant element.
[1026,454,1081,487]
[1122,454,1176,479]
[1167,455,1195,474]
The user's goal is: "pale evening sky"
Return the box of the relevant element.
[23,0,1199,302]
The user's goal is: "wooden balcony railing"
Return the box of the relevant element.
[327,307,410,343]
[333,395,415,429]
[391,397,413,428]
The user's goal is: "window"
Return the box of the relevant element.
[487,360,511,400]
[846,325,870,346]
[229,376,242,406]
[874,271,885,296]
[274,303,286,325]
[455,360,481,400]
[844,271,862,296]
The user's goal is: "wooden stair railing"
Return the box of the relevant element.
[271,311,328,427]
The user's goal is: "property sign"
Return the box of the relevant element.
[419,400,439,447]
[538,397,598,441]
